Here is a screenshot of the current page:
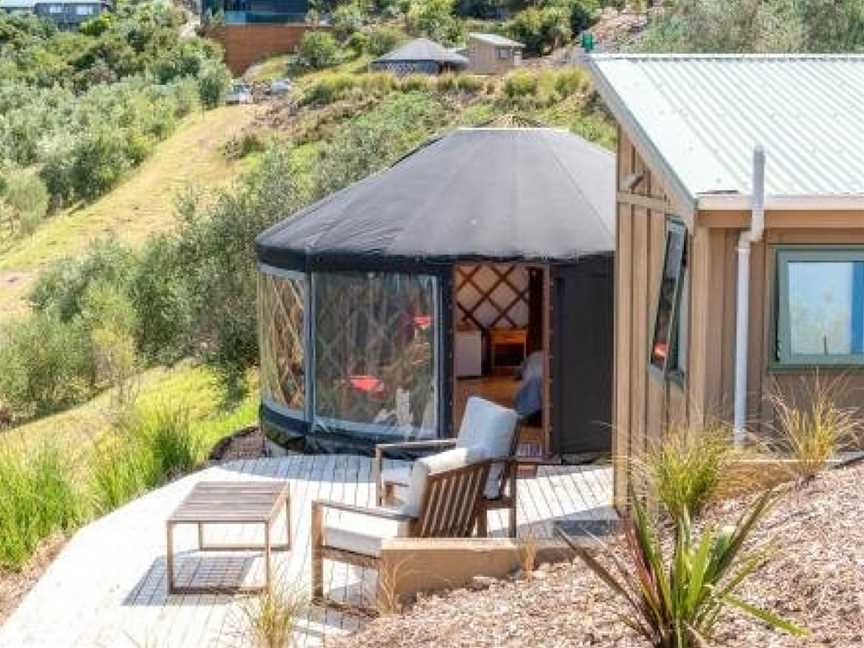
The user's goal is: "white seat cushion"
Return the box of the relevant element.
[323,510,412,558]
[402,446,487,517]
[455,397,519,498]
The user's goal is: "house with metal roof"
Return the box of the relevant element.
[370,37,469,75]
[0,0,110,28]
[467,32,525,74]
[589,53,864,509]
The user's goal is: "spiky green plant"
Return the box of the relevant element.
[563,490,806,648]
[768,374,860,480]
[638,422,736,522]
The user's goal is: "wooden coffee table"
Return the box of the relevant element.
[166,481,291,595]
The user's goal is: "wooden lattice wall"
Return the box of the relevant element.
[455,264,530,330]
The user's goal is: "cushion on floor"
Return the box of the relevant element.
[323,510,412,557]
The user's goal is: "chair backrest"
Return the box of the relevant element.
[401,446,487,517]
[411,460,491,538]
[456,397,519,499]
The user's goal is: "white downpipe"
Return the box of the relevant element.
[733,146,766,444]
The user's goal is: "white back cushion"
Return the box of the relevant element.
[456,397,519,498]
[401,446,487,518]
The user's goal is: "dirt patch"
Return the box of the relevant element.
[0,535,66,626]
[208,425,268,462]
[337,463,864,647]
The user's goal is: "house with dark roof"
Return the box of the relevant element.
[0,0,109,29]
[370,37,469,75]
[467,32,524,74]
[589,54,864,510]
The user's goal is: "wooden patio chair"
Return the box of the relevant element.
[372,396,521,537]
[312,448,491,614]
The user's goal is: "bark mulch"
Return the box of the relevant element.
[337,463,864,647]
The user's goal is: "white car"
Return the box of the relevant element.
[267,79,293,96]
[225,82,253,105]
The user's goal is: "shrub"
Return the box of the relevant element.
[361,71,397,94]
[768,375,861,480]
[0,312,95,421]
[331,2,367,41]
[0,444,82,570]
[91,404,203,512]
[70,128,131,200]
[364,24,406,56]
[233,584,308,648]
[0,168,49,236]
[455,73,484,93]
[507,6,572,55]
[639,422,735,521]
[503,69,538,99]
[398,73,432,92]
[434,71,457,92]
[407,0,463,45]
[296,30,341,70]
[197,59,231,108]
[303,72,359,105]
[564,489,806,648]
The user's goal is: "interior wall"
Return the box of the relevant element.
[455,264,530,331]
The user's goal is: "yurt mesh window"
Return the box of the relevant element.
[314,272,438,439]
[258,268,306,414]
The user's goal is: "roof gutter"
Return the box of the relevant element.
[732,146,765,444]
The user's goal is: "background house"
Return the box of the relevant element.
[370,37,469,75]
[467,32,524,74]
[202,0,313,74]
[589,54,864,510]
[0,0,109,28]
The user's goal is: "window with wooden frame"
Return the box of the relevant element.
[775,247,864,367]
[649,220,688,377]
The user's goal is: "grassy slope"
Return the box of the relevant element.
[0,105,260,316]
[0,363,258,460]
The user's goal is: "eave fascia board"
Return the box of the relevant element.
[697,194,864,211]
[587,56,697,226]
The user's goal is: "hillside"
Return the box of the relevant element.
[0,105,259,317]
[337,462,864,648]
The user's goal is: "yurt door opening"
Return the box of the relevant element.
[452,263,548,459]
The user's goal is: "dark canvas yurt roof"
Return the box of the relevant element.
[372,37,469,67]
[256,128,615,271]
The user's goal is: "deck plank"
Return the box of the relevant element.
[0,455,613,647]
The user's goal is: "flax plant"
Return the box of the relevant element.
[768,374,861,480]
[563,490,806,648]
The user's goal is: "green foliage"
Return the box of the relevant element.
[197,59,231,109]
[407,0,464,44]
[640,423,735,521]
[70,128,132,200]
[567,490,806,648]
[768,375,862,480]
[507,6,572,55]
[296,30,341,70]
[634,0,805,52]
[501,67,588,108]
[0,445,81,570]
[0,168,49,237]
[0,312,95,421]
[364,24,407,55]
[332,2,369,41]
[90,404,204,513]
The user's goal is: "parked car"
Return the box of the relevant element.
[225,82,253,105]
[267,79,292,96]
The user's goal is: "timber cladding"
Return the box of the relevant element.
[208,24,320,75]
[614,127,864,513]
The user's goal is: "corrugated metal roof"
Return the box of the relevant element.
[373,38,469,65]
[469,32,525,47]
[589,54,864,209]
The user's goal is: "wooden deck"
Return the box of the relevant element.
[0,455,614,648]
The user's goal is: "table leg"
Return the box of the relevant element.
[264,522,272,593]
[285,497,291,550]
[197,523,204,550]
[166,523,175,594]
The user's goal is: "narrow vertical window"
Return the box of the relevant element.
[649,220,687,375]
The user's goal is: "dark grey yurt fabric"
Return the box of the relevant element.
[256,128,615,271]
[370,37,469,73]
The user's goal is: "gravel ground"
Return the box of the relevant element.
[337,463,864,647]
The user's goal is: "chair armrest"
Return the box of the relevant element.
[311,499,415,522]
[376,439,457,454]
